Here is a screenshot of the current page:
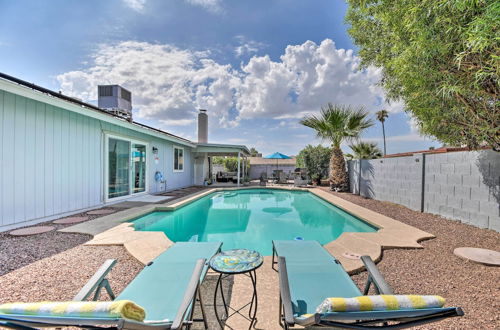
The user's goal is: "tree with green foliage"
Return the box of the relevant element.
[349,141,383,159]
[212,156,249,173]
[296,145,331,183]
[345,0,499,150]
[300,103,373,191]
[376,110,388,155]
[249,147,259,157]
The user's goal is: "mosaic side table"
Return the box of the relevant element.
[209,249,263,330]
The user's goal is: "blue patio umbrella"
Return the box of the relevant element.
[263,152,292,174]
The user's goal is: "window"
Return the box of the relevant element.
[174,147,184,172]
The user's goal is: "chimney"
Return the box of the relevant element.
[98,85,133,122]
[198,109,208,143]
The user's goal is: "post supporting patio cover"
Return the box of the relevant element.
[237,151,241,187]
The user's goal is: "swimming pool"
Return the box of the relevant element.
[133,189,377,255]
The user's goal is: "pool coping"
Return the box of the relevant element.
[61,186,435,273]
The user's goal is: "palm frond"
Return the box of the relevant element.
[376,109,389,122]
[349,141,383,159]
[300,103,374,147]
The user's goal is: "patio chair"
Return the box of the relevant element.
[260,172,267,186]
[272,240,463,329]
[278,172,288,184]
[293,174,308,187]
[0,242,222,330]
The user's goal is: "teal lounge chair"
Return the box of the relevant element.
[0,242,222,330]
[272,240,463,329]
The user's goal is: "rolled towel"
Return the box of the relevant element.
[316,295,445,313]
[0,300,146,322]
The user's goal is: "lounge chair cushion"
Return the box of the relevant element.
[0,300,146,322]
[316,295,445,313]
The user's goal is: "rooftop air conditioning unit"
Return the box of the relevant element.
[97,85,132,122]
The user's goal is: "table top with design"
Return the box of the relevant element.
[209,249,263,274]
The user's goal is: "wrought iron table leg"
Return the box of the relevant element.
[214,273,225,329]
[213,270,259,329]
[248,270,258,329]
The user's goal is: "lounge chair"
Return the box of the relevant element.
[272,240,463,329]
[0,242,222,330]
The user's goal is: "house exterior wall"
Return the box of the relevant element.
[0,89,194,231]
[347,150,500,231]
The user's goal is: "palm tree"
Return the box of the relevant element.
[376,109,389,155]
[300,103,373,191]
[349,141,383,159]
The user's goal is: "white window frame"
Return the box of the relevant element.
[104,132,149,202]
[173,146,184,172]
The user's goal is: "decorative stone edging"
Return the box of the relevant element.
[75,186,435,272]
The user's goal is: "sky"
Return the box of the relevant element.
[0,0,439,155]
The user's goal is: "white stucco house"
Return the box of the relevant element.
[0,73,249,231]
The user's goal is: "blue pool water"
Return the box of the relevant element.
[133,189,377,255]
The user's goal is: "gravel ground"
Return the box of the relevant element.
[0,187,208,277]
[0,245,142,303]
[0,209,121,276]
[0,244,233,330]
[1,188,498,329]
[324,189,500,329]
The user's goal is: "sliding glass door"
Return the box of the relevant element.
[132,143,146,193]
[108,138,131,198]
[107,135,147,200]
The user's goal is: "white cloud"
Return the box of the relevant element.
[185,0,222,13]
[234,35,266,58]
[57,39,404,132]
[159,119,195,126]
[122,0,146,12]
[407,114,422,134]
[57,41,239,127]
[236,39,404,121]
[364,134,432,143]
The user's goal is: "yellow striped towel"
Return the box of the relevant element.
[0,300,146,322]
[316,295,445,313]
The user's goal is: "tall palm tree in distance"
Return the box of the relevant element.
[349,141,383,159]
[300,103,373,191]
[376,109,389,155]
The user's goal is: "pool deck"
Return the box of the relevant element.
[61,186,434,273]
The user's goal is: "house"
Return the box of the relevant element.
[248,156,296,179]
[0,73,249,231]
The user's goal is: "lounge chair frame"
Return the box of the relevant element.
[277,256,463,329]
[0,258,209,330]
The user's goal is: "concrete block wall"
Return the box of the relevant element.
[348,150,500,232]
[358,154,423,211]
[424,150,500,231]
[348,160,360,195]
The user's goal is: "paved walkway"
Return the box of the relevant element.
[60,186,209,236]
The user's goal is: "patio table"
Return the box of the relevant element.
[209,249,263,330]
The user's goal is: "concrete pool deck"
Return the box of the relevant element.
[61,186,435,273]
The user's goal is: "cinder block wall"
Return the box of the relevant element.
[358,155,423,211]
[348,150,500,232]
[424,150,500,231]
[348,160,360,194]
